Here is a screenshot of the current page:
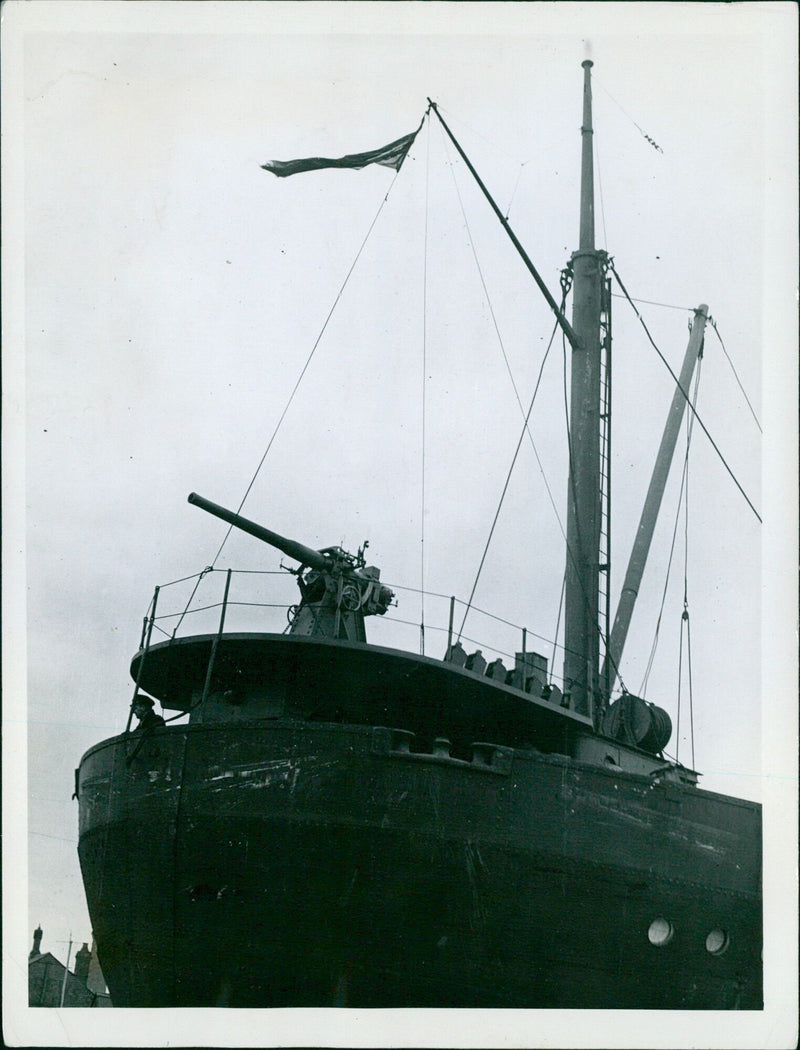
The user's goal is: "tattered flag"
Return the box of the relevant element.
[261,128,419,178]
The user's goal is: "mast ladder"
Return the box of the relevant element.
[598,270,613,702]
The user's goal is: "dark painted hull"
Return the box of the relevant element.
[78,716,761,1008]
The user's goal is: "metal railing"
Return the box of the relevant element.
[133,565,579,692]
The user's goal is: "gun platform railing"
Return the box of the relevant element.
[128,565,596,724]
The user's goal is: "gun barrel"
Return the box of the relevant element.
[187,493,331,571]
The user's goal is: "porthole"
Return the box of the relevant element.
[705,928,730,956]
[647,917,674,947]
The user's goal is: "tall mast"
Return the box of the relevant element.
[563,60,604,718]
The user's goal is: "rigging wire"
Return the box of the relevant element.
[610,262,761,524]
[387,583,584,661]
[675,610,684,763]
[430,117,608,672]
[708,316,762,433]
[456,313,561,644]
[640,358,703,696]
[429,102,630,663]
[168,567,212,641]
[680,396,696,768]
[685,608,696,769]
[436,123,569,548]
[432,104,533,223]
[560,327,580,576]
[381,620,572,682]
[676,562,697,766]
[595,78,664,154]
[428,98,579,350]
[380,618,572,688]
[437,103,528,166]
[610,292,692,313]
[213,169,409,562]
[419,118,431,655]
[169,155,417,639]
[594,129,609,251]
[389,581,456,602]
[157,568,213,589]
[551,572,566,677]
[504,162,528,221]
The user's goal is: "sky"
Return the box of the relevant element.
[3,2,797,1047]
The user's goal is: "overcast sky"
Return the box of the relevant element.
[4,2,797,1047]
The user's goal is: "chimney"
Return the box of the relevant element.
[74,942,92,982]
[29,925,43,959]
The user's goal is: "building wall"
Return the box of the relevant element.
[28,953,110,1007]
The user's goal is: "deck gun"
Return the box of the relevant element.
[188,493,394,643]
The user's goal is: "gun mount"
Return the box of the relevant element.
[188,492,394,643]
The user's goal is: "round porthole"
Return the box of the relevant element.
[705,928,729,956]
[647,917,674,946]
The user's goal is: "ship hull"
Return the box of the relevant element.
[78,719,761,1008]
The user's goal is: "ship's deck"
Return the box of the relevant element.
[132,632,594,751]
